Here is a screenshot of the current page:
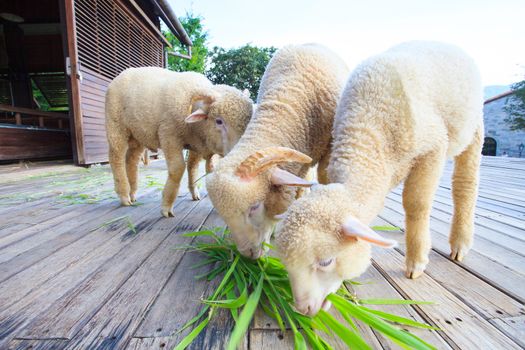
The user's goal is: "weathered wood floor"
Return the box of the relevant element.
[0,157,523,349]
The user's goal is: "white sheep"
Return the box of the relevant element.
[275,41,484,316]
[105,67,253,217]
[205,44,349,258]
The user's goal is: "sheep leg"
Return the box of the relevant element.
[449,127,483,261]
[403,148,446,279]
[160,147,185,217]
[126,139,144,203]
[108,129,132,206]
[205,155,215,173]
[187,150,203,201]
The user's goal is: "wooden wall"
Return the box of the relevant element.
[71,0,165,165]
[0,126,71,161]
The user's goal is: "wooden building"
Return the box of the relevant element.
[0,0,191,165]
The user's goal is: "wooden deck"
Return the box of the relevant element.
[0,157,523,349]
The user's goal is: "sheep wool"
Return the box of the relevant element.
[206,44,349,258]
[105,67,253,217]
[275,41,484,316]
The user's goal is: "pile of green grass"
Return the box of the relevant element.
[174,228,437,350]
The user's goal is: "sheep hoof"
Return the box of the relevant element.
[450,244,469,262]
[191,191,201,201]
[120,196,133,206]
[405,262,426,279]
[130,193,137,203]
[161,207,174,218]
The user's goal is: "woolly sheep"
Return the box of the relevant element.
[275,41,484,316]
[105,67,253,217]
[205,44,349,258]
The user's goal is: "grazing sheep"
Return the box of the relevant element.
[275,41,484,316]
[205,44,349,258]
[105,67,253,217]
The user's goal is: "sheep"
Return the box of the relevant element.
[205,44,349,258]
[105,67,253,217]
[274,41,484,316]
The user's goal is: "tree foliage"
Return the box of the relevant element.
[165,13,208,73]
[504,79,525,131]
[206,44,277,99]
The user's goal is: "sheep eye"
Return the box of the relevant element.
[248,203,260,216]
[215,118,224,125]
[318,258,334,267]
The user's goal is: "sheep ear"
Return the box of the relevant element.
[242,89,250,98]
[270,168,314,187]
[186,94,216,123]
[341,216,397,248]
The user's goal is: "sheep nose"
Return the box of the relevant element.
[249,248,263,259]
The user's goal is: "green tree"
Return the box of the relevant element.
[504,79,525,131]
[165,13,208,73]
[206,44,277,99]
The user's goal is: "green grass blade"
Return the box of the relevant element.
[361,307,440,330]
[371,225,401,231]
[181,230,215,237]
[317,310,372,350]
[202,287,248,309]
[328,294,436,350]
[173,317,210,350]
[226,274,265,350]
[293,330,308,350]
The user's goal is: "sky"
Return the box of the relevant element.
[168,0,524,87]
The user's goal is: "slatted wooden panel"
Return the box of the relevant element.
[79,66,111,164]
[75,0,164,80]
[0,126,71,160]
[73,0,164,164]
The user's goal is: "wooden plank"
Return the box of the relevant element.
[0,223,33,240]
[489,315,525,348]
[379,205,525,302]
[351,263,451,349]
[0,128,72,161]
[7,339,68,350]
[383,197,525,276]
[134,210,225,338]
[61,199,215,348]
[0,197,176,347]
[0,204,102,262]
[388,190,525,253]
[249,329,295,349]
[371,218,524,320]
[0,193,160,310]
[0,104,69,120]
[372,248,522,349]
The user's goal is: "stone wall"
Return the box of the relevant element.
[483,94,525,157]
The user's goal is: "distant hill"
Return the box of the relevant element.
[484,85,510,100]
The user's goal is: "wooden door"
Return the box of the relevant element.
[61,0,165,165]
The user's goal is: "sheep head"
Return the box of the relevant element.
[275,184,397,316]
[206,147,313,259]
[185,85,253,156]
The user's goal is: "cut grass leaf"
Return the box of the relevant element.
[173,316,210,350]
[202,287,248,309]
[174,228,437,350]
[226,274,264,350]
[361,306,440,330]
[371,225,401,231]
